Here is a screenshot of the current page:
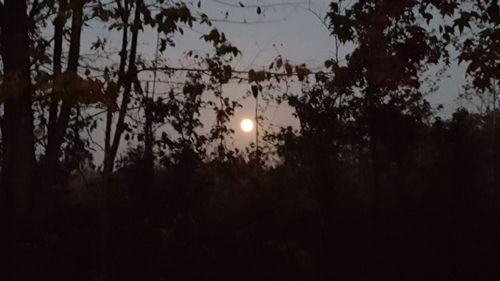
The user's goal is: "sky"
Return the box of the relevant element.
[78,0,469,165]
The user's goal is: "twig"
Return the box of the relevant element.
[209,0,303,9]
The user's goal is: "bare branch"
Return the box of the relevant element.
[29,0,40,19]
[194,16,287,25]
[209,0,302,9]
[138,66,323,78]
[0,1,4,29]
[85,120,105,152]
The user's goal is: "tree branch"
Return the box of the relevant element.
[0,2,4,30]
[194,16,287,25]
[138,66,322,78]
[28,0,40,20]
[209,0,302,9]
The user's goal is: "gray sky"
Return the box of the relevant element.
[79,0,468,164]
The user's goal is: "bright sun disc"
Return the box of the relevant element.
[240,118,254,132]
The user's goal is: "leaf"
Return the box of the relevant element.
[285,62,293,77]
[202,29,221,44]
[487,1,499,24]
[160,39,167,52]
[466,61,480,73]
[216,44,239,57]
[423,12,433,24]
[324,59,337,69]
[296,65,309,81]
[330,3,338,13]
[276,57,283,69]
[443,32,450,42]
[251,85,259,98]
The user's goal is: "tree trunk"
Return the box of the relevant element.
[103,0,141,178]
[101,1,139,280]
[143,94,154,175]
[45,0,83,187]
[0,0,36,279]
[44,0,67,188]
[34,0,69,227]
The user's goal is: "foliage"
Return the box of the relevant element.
[0,0,499,280]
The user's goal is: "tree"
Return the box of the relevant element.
[323,0,447,204]
[0,0,36,279]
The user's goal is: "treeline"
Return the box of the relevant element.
[15,107,499,280]
[43,107,499,281]
[0,0,499,280]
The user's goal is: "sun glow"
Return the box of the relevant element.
[240,118,254,133]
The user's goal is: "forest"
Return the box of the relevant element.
[0,0,499,280]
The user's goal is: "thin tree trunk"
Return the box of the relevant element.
[46,0,67,165]
[45,0,84,182]
[141,80,154,175]
[101,2,139,280]
[144,99,154,171]
[36,0,68,225]
[103,0,141,178]
[103,0,129,179]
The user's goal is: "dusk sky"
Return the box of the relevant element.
[79,0,469,163]
[3,1,497,278]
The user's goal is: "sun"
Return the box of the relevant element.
[240,118,254,133]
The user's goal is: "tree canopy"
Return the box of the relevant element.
[0,0,498,280]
